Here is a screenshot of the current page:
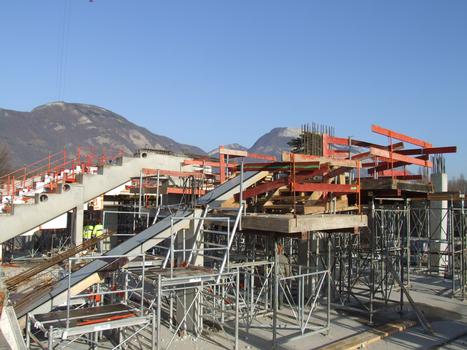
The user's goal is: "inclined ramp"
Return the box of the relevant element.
[15,171,266,320]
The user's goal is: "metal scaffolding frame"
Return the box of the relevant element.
[25,254,155,349]
[408,199,466,299]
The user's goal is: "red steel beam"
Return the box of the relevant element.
[246,152,277,161]
[372,125,432,148]
[239,178,288,200]
[326,136,349,146]
[368,154,430,174]
[326,136,405,152]
[237,167,330,201]
[353,140,404,151]
[369,147,432,167]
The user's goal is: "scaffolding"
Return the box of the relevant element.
[26,254,155,349]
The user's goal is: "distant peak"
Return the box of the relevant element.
[32,101,113,114]
[264,127,301,138]
[32,101,66,111]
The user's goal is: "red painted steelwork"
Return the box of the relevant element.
[371,125,432,148]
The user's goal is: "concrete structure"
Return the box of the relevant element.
[0,152,197,245]
[430,172,448,274]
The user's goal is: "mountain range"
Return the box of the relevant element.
[0,102,300,168]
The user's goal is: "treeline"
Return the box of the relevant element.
[449,174,467,193]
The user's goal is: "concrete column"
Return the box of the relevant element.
[72,204,84,246]
[430,173,448,275]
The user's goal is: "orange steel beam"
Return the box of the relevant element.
[368,155,429,174]
[379,169,410,177]
[246,152,276,161]
[369,147,432,167]
[372,125,432,148]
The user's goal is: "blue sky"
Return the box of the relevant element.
[1,1,466,176]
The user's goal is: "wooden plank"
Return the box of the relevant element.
[428,192,465,201]
[293,183,359,193]
[218,147,248,157]
[241,213,367,233]
[360,178,432,193]
[317,320,416,350]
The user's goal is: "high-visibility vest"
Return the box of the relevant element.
[83,225,94,239]
[92,224,104,238]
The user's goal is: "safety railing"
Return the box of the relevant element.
[0,145,124,210]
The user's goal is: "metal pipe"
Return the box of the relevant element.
[235,269,240,350]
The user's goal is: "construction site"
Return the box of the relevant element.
[0,123,465,350]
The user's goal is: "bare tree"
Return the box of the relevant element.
[449,173,467,193]
[0,143,11,178]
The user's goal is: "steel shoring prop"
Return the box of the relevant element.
[239,264,272,330]
[323,235,373,311]
[303,272,327,333]
[216,204,243,283]
[270,269,330,344]
[154,271,240,350]
[186,205,210,265]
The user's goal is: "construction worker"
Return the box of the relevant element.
[92,223,104,238]
[83,224,94,240]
